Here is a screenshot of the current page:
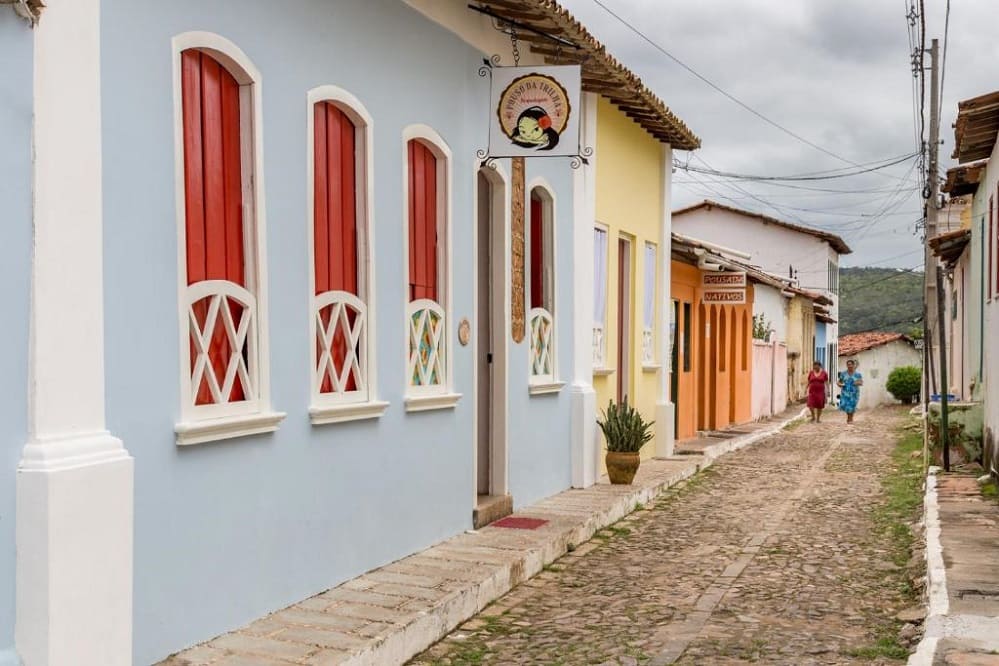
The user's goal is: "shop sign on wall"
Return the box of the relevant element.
[701,271,746,304]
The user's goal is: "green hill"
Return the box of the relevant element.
[838,267,924,336]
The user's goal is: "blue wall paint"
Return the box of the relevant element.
[100,1,575,661]
[0,12,33,663]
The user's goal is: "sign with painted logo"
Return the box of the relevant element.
[489,65,581,158]
[702,271,746,288]
[702,289,746,305]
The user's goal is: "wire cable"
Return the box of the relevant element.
[590,0,877,168]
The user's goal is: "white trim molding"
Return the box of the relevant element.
[655,143,675,458]
[306,85,386,425]
[570,92,599,488]
[402,124,458,406]
[171,31,283,444]
[18,0,133,663]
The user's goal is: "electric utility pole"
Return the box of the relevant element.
[923,38,949,465]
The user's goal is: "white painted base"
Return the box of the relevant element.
[654,401,675,458]
[570,382,596,488]
[16,433,133,666]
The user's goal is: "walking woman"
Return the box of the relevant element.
[807,361,829,422]
[837,359,864,424]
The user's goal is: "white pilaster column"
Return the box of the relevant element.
[17,1,134,664]
[570,92,598,488]
[655,144,676,457]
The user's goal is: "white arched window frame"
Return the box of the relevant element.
[527,179,564,394]
[171,31,284,445]
[593,223,611,374]
[306,86,387,425]
[402,125,460,411]
[642,241,660,370]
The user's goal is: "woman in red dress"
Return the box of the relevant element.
[807,361,829,422]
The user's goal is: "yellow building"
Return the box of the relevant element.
[592,97,671,465]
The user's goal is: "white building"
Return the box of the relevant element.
[673,200,851,368]
[837,333,921,411]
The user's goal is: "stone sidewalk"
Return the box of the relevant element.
[908,471,999,666]
[161,409,805,666]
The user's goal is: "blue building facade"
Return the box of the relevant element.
[1,1,700,661]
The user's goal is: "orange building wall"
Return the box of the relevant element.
[671,261,754,440]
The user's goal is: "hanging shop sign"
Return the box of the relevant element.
[702,271,746,288]
[483,64,583,161]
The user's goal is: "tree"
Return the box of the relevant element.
[886,366,921,403]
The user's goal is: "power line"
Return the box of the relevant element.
[589,0,872,168]
[939,0,951,126]
[674,153,919,183]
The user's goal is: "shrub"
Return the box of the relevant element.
[886,365,921,403]
[597,396,654,453]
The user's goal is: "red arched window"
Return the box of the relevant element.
[181,48,249,405]
[313,101,362,396]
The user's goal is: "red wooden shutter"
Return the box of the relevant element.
[182,49,246,404]
[314,102,359,393]
[530,194,544,309]
[408,140,438,302]
[314,102,358,295]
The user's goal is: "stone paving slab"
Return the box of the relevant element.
[160,409,805,666]
[909,471,999,665]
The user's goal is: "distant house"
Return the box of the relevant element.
[837,332,921,411]
[673,200,851,369]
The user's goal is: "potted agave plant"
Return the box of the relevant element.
[597,396,655,484]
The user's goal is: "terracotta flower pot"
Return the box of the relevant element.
[606,451,640,484]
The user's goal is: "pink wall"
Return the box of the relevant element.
[751,341,789,419]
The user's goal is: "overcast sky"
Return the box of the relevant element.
[557,0,999,276]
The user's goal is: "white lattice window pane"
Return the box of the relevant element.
[593,325,605,367]
[642,327,655,365]
[529,307,554,380]
[314,291,367,401]
[408,299,446,390]
[594,228,607,326]
[187,280,258,408]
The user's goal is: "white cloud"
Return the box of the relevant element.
[556,0,999,267]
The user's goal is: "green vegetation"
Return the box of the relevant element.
[839,267,923,336]
[886,366,922,403]
[846,635,910,660]
[597,396,655,453]
[847,421,924,661]
[872,426,923,570]
[752,313,773,340]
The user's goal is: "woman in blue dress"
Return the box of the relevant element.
[837,359,863,423]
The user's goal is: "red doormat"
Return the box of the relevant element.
[492,516,548,530]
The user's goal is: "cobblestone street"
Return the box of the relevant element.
[412,407,922,665]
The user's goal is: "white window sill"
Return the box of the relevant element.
[310,400,389,426]
[593,367,615,377]
[642,364,661,373]
[405,392,462,413]
[175,410,287,446]
[529,381,566,396]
